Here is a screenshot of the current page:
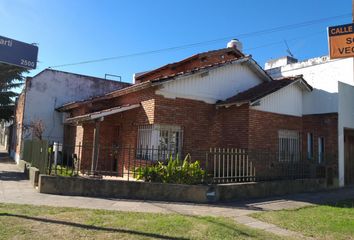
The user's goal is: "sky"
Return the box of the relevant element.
[0,0,352,83]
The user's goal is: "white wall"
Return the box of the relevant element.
[23,70,128,143]
[338,82,354,187]
[156,62,263,104]
[251,82,303,117]
[267,56,354,114]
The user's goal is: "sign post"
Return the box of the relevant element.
[0,35,38,69]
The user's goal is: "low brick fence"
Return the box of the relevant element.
[38,175,329,203]
[217,178,328,201]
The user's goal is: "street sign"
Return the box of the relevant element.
[328,23,354,59]
[0,35,38,69]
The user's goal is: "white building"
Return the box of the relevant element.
[265,56,354,187]
[10,69,130,162]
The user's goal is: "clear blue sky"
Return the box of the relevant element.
[1,0,352,83]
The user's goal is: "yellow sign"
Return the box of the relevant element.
[328,23,354,59]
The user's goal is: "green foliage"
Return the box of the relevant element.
[135,154,206,185]
[0,63,28,121]
[53,165,75,177]
[253,200,354,240]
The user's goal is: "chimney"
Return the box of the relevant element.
[227,39,243,52]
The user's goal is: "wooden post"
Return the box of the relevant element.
[91,118,102,174]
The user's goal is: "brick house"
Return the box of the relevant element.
[57,43,338,183]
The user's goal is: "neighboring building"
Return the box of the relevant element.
[265,56,354,187]
[57,42,342,184]
[0,120,11,151]
[10,69,130,162]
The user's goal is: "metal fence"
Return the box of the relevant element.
[46,143,183,180]
[22,140,49,173]
[205,148,336,183]
[21,141,335,184]
[46,143,335,183]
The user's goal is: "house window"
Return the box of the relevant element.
[137,124,183,160]
[318,137,325,164]
[307,133,313,160]
[278,130,300,162]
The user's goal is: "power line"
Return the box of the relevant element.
[49,13,350,68]
[245,30,326,52]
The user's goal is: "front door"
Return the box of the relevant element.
[344,130,354,185]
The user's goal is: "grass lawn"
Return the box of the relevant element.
[0,203,283,240]
[252,200,354,240]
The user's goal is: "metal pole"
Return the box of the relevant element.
[91,120,101,174]
[352,0,354,23]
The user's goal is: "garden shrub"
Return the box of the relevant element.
[135,154,205,184]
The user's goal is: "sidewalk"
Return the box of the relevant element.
[1,149,354,238]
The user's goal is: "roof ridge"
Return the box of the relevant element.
[136,47,244,80]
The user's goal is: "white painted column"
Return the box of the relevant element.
[338,128,345,187]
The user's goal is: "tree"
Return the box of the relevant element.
[0,63,28,121]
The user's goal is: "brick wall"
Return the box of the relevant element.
[213,105,249,149]
[13,92,26,158]
[302,113,338,176]
[154,95,215,160]
[248,109,303,151]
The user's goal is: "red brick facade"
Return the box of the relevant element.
[63,86,339,177]
[248,109,303,151]
[12,92,26,158]
[302,113,338,175]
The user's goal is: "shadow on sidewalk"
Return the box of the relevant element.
[0,171,27,181]
[0,151,14,163]
[0,151,26,181]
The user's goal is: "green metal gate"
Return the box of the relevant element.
[22,140,49,174]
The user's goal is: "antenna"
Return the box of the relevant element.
[284,40,294,58]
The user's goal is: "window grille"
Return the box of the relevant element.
[137,124,183,161]
[278,130,300,162]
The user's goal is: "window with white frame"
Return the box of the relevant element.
[137,124,183,160]
[278,130,300,162]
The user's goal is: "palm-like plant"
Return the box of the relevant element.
[0,63,28,121]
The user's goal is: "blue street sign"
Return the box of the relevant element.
[0,35,38,69]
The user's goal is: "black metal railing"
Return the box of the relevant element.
[42,143,336,184]
[46,143,184,179]
[205,148,337,184]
